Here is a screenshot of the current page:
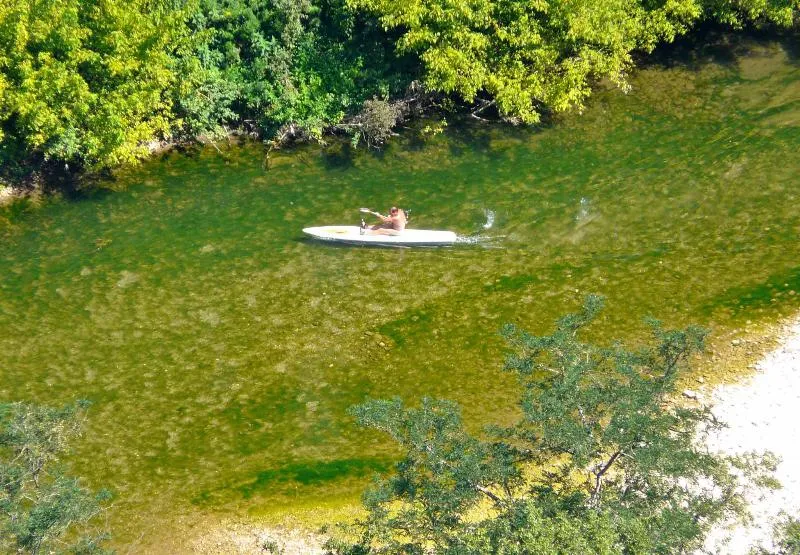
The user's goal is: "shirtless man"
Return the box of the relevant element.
[364,207,407,235]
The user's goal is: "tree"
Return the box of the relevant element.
[345,98,400,147]
[0,400,110,554]
[0,0,190,176]
[175,0,409,142]
[325,296,773,554]
[702,0,799,29]
[346,0,799,124]
[772,516,800,554]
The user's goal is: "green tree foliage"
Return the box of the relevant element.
[773,516,800,554]
[0,0,191,174]
[175,0,410,140]
[703,0,799,28]
[347,98,400,147]
[1,0,797,178]
[347,0,799,123]
[326,296,771,554]
[0,0,409,179]
[0,400,110,554]
[753,514,800,554]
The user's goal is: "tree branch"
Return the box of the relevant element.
[591,449,623,503]
[475,484,505,506]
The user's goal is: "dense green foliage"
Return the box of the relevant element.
[176,0,410,140]
[0,0,409,179]
[349,0,799,123]
[324,297,776,554]
[0,0,797,180]
[0,400,110,554]
[0,0,188,175]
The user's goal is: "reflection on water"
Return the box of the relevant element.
[1,38,799,544]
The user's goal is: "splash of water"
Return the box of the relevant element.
[455,234,505,247]
[483,209,496,230]
[576,197,591,222]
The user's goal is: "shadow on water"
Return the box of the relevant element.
[397,123,432,152]
[440,118,495,157]
[646,27,800,72]
[51,142,212,204]
[702,265,800,315]
[62,183,117,203]
[321,141,358,171]
[298,236,416,250]
[644,26,761,71]
[192,457,392,505]
[169,142,207,160]
[300,236,469,250]
[781,31,800,63]
[320,137,395,171]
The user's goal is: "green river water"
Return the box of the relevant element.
[2,36,799,546]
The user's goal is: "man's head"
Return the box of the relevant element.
[390,207,399,215]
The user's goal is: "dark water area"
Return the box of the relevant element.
[1,37,799,544]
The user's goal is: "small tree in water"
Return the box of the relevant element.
[349,99,400,148]
[325,296,771,554]
[0,400,111,554]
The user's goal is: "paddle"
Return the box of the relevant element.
[360,207,412,222]
[359,207,384,219]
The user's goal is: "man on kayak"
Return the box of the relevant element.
[363,206,407,235]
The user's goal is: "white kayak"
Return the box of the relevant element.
[303,226,457,247]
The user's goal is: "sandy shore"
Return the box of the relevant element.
[188,522,325,554]
[0,185,17,206]
[700,317,800,554]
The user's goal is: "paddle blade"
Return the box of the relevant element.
[359,208,374,213]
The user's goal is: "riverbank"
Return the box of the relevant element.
[188,521,326,554]
[0,93,435,210]
[0,138,191,208]
[699,316,800,554]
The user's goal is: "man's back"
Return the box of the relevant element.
[391,209,407,231]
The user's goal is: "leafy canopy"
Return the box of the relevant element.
[326,296,771,554]
[346,0,799,123]
[0,0,191,173]
[1,0,797,177]
[176,0,410,140]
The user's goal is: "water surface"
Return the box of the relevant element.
[1,37,799,545]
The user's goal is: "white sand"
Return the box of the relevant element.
[700,318,800,554]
